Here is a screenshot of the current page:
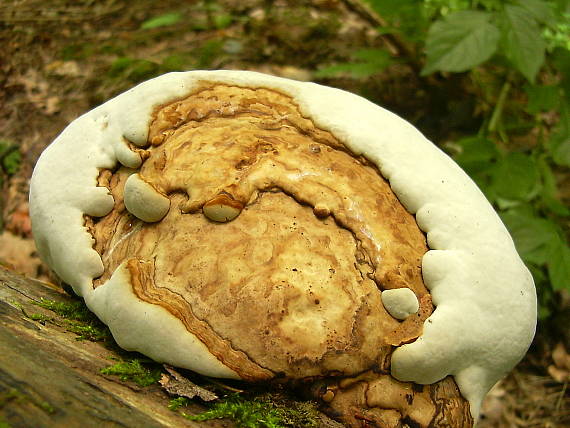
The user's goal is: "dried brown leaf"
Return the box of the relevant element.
[552,342,570,371]
[159,365,217,402]
[0,232,41,276]
[7,206,32,237]
[548,365,570,383]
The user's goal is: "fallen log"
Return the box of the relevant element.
[0,266,228,428]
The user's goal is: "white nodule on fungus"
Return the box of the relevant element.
[29,71,536,421]
[123,173,170,222]
[115,138,144,169]
[381,288,419,320]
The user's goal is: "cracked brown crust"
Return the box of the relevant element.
[145,85,428,293]
[317,371,473,427]
[126,258,274,381]
[91,85,428,374]
[87,83,473,425]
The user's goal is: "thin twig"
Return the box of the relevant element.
[205,377,245,394]
[555,380,568,411]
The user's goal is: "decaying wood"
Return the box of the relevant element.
[0,266,347,428]
[0,266,229,428]
[0,266,472,428]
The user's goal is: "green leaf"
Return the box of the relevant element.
[548,240,570,291]
[538,156,570,216]
[0,141,21,175]
[513,0,556,26]
[108,57,161,83]
[365,0,419,19]
[2,150,21,175]
[501,209,561,265]
[352,48,392,63]
[213,14,233,29]
[161,54,189,71]
[453,136,499,174]
[193,40,224,69]
[500,5,546,83]
[422,11,500,75]
[491,152,540,201]
[524,84,561,113]
[552,48,570,94]
[548,99,570,166]
[141,12,182,30]
[0,140,11,155]
[316,49,393,79]
[527,263,547,287]
[552,135,570,166]
[316,63,379,79]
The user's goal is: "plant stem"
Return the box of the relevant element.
[488,79,512,134]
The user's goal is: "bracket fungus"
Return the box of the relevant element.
[30,71,536,427]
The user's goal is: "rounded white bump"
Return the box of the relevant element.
[124,173,170,222]
[116,140,143,169]
[84,187,115,218]
[381,288,419,320]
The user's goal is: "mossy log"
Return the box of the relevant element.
[0,266,230,428]
[0,264,471,428]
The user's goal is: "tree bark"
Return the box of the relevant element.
[0,266,230,428]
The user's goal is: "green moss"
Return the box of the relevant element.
[65,321,110,341]
[27,313,51,323]
[0,418,12,428]
[0,389,54,415]
[272,400,319,428]
[100,359,162,387]
[182,394,319,428]
[169,396,190,411]
[0,141,21,176]
[0,390,22,407]
[37,401,55,414]
[8,300,23,311]
[31,298,111,342]
[32,298,92,321]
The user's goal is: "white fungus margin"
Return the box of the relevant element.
[29,71,536,420]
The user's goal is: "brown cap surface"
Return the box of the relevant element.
[89,84,472,426]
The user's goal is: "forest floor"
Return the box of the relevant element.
[1,0,569,426]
